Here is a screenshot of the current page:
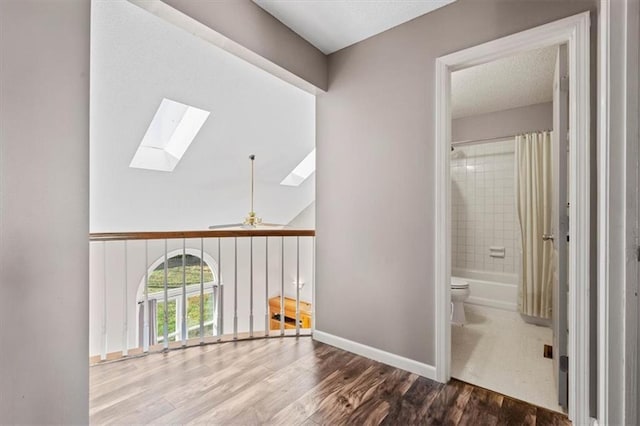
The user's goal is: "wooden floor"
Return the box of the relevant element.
[90,337,571,425]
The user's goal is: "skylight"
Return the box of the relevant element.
[130,98,210,172]
[280,148,315,186]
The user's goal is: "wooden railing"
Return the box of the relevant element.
[90,229,316,241]
[89,229,315,364]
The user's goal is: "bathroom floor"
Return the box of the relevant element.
[451,304,563,413]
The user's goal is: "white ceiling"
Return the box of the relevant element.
[451,45,557,119]
[253,0,456,54]
[91,0,315,232]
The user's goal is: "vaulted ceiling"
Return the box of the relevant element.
[91,0,315,232]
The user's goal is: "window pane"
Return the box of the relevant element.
[187,291,215,338]
[148,255,214,293]
[156,299,177,342]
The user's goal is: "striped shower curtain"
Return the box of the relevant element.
[516,131,554,319]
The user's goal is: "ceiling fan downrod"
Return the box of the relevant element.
[244,154,262,227]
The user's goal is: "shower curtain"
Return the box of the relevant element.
[516,131,554,319]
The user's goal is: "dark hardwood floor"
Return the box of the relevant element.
[89,337,570,425]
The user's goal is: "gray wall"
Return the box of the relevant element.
[452,102,552,142]
[316,0,597,367]
[162,0,327,91]
[608,0,640,424]
[0,0,90,423]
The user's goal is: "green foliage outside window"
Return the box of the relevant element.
[148,254,214,292]
[150,255,216,341]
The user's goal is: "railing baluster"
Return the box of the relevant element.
[233,237,238,340]
[163,239,169,349]
[280,236,285,336]
[265,237,269,337]
[217,237,223,340]
[143,240,149,352]
[101,241,107,361]
[296,236,300,336]
[182,239,187,347]
[249,236,254,337]
[122,241,128,357]
[89,229,314,362]
[199,238,204,344]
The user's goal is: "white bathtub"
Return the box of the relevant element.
[452,268,518,311]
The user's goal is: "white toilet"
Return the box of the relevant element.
[451,277,470,325]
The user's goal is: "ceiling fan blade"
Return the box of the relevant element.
[209,156,293,232]
[208,223,244,230]
[236,222,287,230]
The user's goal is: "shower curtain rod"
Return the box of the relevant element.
[451,130,551,148]
[451,133,517,147]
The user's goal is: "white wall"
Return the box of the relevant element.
[288,201,316,228]
[0,0,90,423]
[91,0,315,232]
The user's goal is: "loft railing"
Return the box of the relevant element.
[89,229,315,364]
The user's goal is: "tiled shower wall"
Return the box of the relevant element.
[451,140,520,273]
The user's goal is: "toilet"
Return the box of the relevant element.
[451,277,470,325]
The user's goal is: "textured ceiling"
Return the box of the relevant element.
[91,0,315,232]
[253,0,456,54]
[452,45,557,119]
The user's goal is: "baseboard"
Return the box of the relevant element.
[312,330,437,381]
[466,296,517,311]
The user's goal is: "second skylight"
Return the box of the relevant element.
[280,148,316,186]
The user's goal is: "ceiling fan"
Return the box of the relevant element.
[208,154,285,230]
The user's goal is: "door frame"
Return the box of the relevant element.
[433,11,591,424]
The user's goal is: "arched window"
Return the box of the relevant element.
[138,251,219,347]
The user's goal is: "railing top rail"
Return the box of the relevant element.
[90,229,316,241]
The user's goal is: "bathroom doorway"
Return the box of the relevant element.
[433,12,592,425]
[447,44,567,413]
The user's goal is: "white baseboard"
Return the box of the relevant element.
[312,330,437,381]
[466,296,517,311]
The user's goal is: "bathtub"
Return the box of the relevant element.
[452,268,518,311]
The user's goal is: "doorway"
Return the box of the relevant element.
[447,43,568,413]
[433,12,591,425]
